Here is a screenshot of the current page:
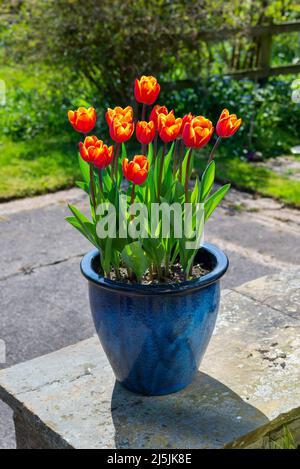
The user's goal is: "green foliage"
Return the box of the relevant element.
[200,161,215,202]
[162,75,300,158]
[0,64,99,140]
[67,204,100,249]
[122,241,150,282]
[3,0,300,104]
[204,184,231,221]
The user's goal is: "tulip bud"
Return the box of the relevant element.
[149,105,168,129]
[216,109,242,138]
[68,107,96,134]
[122,155,149,185]
[158,111,182,143]
[136,121,156,145]
[79,136,114,169]
[182,116,214,148]
[134,76,160,106]
[109,117,134,143]
[106,106,133,127]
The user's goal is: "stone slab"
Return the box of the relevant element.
[0,282,299,449]
[236,269,300,320]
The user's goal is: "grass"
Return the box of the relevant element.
[269,426,298,449]
[1,62,299,206]
[195,154,300,209]
[1,136,300,206]
[0,135,80,201]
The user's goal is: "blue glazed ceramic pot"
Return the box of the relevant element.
[81,243,228,396]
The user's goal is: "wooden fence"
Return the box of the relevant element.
[166,21,300,90]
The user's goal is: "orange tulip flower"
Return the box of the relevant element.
[68,107,96,134]
[158,111,182,143]
[136,120,156,145]
[109,117,134,143]
[180,112,193,137]
[122,155,149,185]
[79,136,114,169]
[105,106,133,126]
[134,76,160,105]
[149,105,168,129]
[216,109,242,138]
[182,116,214,148]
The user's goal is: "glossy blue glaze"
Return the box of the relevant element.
[81,243,228,396]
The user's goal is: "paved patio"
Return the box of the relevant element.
[0,187,299,448]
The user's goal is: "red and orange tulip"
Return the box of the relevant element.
[180,112,193,137]
[134,76,160,106]
[136,120,156,145]
[79,136,114,169]
[149,105,168,130]
[158,111,182,143]
[182,116,214,148]
[105,106,133,127]
[122,155,149,185]
[68,107,96,134]
[109,117,134,143]
[67,76,241,282]
[216,109,242,138]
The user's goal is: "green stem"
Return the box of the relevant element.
[111,143,120,181]
[130,183,135,221]
[115,143,121,181]
[208,136,221,164]
[172,139,179,177]
[153,131,158,166]
[179,140,184,183]
[157,143,167,200]
[98,169,103,193]
[89,163,96,209]
[185,148,193,203]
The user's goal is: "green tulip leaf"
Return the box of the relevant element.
[78,153,90,185]
[204,184,231,221]
[200,160,215,202]
[121,241,150,282]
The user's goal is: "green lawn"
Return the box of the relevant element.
[1,135,299,208]
[196,155,300,209]
[0,136,80,201]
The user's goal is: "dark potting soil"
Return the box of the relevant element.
[109,262,211,285]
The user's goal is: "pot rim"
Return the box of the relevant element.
[80,243,229,296]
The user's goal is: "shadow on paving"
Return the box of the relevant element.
[111,372,269,449]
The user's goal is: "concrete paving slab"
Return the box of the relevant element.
[236,269,300,320]
[0,258,94,367]
[0,403,15,449]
